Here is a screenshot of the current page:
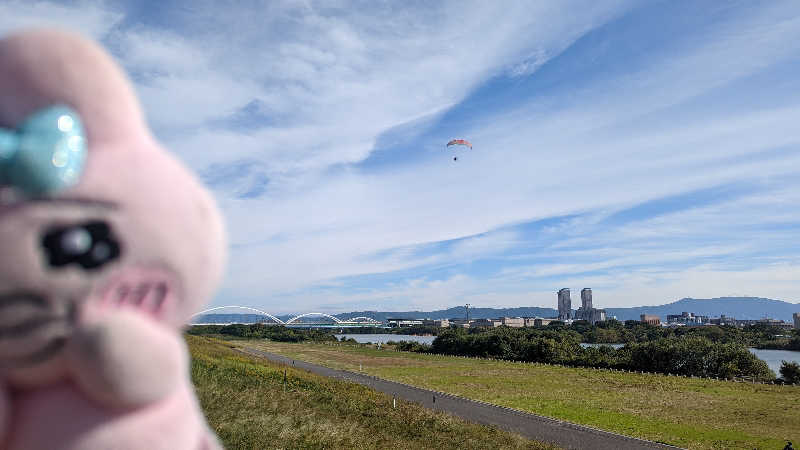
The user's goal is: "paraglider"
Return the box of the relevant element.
[446,139,472,161]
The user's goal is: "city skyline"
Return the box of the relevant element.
[2,1,800,313]
[195,294,800,324]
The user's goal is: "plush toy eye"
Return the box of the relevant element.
[42,221,121,270]
[61,227,92,255]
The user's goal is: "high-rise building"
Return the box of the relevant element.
[557,288,571,321]
[794,312,800,329]
[574,288,606,325]
[581,288,592,311]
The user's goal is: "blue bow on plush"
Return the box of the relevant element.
[0,105,87,195]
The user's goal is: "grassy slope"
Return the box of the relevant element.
[187,336,556,450]
[239,340,800,450]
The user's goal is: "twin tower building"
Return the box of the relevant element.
[557,288,607,324]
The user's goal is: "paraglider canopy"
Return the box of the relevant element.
[446,139,472,149]
[446,139,472,161]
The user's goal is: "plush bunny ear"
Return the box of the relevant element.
[0,28,149,148]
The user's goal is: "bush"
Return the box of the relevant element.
[625,337,774,380]
[395,341,432,353]
[780,360,800,384]
[429,328,774,380]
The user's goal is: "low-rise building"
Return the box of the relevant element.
[448,319,471,328]
[735,318,794,329]
[708,315,736,326]
[421,319,450,328]
[666,312,708,325]
[387,318,424,327]
[500,317,524,327]
[590,308,606,324]
[767,319,794,330]
[640,314,660,326]
[575,307,606,325]
[534,318,556,327]
[470,318,502,328]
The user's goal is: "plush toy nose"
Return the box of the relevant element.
[91,267,179,322]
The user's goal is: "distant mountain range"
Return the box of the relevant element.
[336,306,558,322]
[194,297,800,324]
[604,297,800,322]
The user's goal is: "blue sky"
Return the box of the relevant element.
[3,1,800,313]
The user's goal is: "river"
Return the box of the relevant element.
[749,348,800,376]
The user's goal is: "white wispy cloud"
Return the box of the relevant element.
[200,1,800,310]
[0,0,122,38]
[2,1,799,312]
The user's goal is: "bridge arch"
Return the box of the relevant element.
[190,306,285,324]
[285,312,343,324]
[342,316,381,323]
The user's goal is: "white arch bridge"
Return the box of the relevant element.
[189,306,384,327]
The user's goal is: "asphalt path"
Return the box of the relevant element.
[240,347,681,450]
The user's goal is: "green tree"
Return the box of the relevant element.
[780,360,800,384]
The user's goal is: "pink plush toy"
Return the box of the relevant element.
[0,29,226,449]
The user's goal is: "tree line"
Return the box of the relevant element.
[567,319,800,350]
[422,326,776,381]
[187,324,338,342]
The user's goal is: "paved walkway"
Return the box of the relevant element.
[240,347,681,450]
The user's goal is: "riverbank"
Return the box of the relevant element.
[237,339,800,449]
[241,346,673,450]
[188,335,555,449]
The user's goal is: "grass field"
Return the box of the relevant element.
[187,335,557,449]
[235,340,800,450]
